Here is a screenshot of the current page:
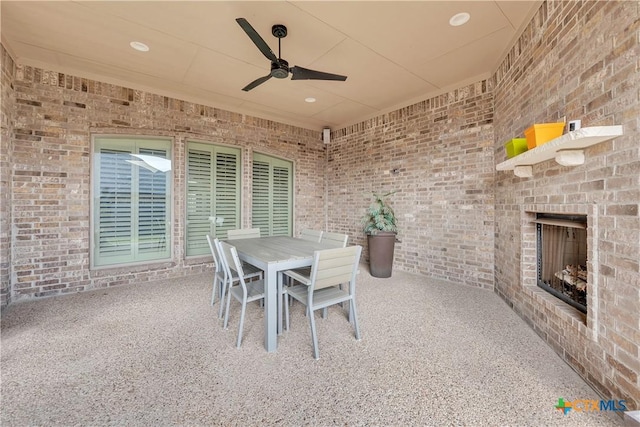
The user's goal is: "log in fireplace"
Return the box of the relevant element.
[535,213,588,313]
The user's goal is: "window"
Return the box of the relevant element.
[186,142,241,256]
[252,153,292,236]
[92,136,172,267]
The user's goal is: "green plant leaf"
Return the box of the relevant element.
[361,191,398,235]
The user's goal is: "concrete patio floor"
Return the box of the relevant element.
[1,266,623,426]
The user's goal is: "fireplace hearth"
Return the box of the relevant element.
[535,213,588,313]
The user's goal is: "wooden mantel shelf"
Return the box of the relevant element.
[496,126,623,177]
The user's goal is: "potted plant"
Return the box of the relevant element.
[362,191,398,278]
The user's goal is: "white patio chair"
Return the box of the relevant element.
[206,234,226,313]
[299,229,323,242]
[224,229,264,278]
[283,229,323,288]
[320,231,349,248]
[227,228,261,240]
[219,241,289,347]
[284,231,349,316]
[286,245,362,359]
[208,236,262,320]
[285,232,348,281]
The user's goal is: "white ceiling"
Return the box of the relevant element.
[1,1,541,131]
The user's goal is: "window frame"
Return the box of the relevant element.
[90,135,174,269]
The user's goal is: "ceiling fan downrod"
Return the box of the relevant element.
[271,24,288,79]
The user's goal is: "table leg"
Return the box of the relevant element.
[265,267,278,352]
[277,271,283,335]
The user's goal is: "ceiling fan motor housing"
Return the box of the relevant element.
[271,59,289,79]
[272,24,287,38]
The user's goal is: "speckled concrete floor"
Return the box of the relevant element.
[1,266,623,426]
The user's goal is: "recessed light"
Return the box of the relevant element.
[449,12,470,27]
[304,97,316,103]
[130,41,150,52]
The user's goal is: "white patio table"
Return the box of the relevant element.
[227,236,335,352]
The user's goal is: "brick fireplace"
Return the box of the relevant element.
[520,205,595,331]
[493,0,639,411]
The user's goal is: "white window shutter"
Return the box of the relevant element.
[252,153,292,236]
[97,149,133,260]
[252,159,271,235]
[214,150,240,237]
[138,148,169,255]
[272,165,291,236]
[186,148,213,256]
[186,143,241,256]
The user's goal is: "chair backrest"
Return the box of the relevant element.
[207,234,222,270]
[219,241,245,285]
[227,228,260,240]
[309,245,362,292]
[320,231,349,248]
[210,236,231,277]
[299,229,323,242]
[218,241,247,292]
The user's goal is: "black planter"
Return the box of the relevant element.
[367,232,396,278]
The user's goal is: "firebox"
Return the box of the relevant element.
[535,213,588,314]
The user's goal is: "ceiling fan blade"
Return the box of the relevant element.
[242,74,272,92]
[290,66,347,81]
[236,18,278,63]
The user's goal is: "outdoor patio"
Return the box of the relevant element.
[1,267,621,426]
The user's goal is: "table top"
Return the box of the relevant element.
[227,236,331,264]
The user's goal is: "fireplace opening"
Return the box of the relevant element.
[535,213,588,314]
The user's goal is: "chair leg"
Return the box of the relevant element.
[341,283,351,321]
[212,273,229,306]
[211,276,219,306]
[277,273,283,334]
[218,280,228,319]
[236,297,247,348]
[350,299,361,340]
[308,307,320,360]
[223,285,233,329]
[284,293,290,331]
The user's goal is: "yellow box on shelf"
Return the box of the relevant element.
[504,138,528,158]
[524,122,566,149]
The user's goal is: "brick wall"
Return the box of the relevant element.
[1,53,326,302]
[1,46,15,306]
[329,82,495,289]
[493,0,639,409]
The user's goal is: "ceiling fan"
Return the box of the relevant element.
[236,18,348,92]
